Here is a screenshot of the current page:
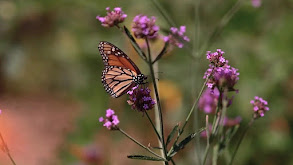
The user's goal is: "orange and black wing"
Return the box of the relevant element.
[102,66,138,98]
[98,41,140,98]
[98,41,141,74]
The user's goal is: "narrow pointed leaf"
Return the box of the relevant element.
[169,127,205,157]
[123,26,147,60]
[152,42,169,64]
[166,123,179,146]
[127,155,165,161]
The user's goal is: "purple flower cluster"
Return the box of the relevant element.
[96,7,127,27]
[127,86,156,112]
[203,64,239,91]
[206,49,227,67]
[198,88,219,114]
[132,15,159,39]
[163,26,190,48]
[250,96,269,119]
[251,0,261,8]
[99,109,120,130]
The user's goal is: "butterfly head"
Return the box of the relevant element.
[134,74,147,85]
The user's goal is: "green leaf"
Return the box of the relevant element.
[123,26,147,60]
[166,123,179,146]
[168,127,205,157]
[127,155,165,161]
[152,42,169,64]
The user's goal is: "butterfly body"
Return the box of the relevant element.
[99,41,147,98]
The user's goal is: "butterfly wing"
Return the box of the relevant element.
[99,41,141,98]
[99,41,141,74]
[102,66,138,98]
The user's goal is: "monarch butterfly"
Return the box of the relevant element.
[98,41,147,98]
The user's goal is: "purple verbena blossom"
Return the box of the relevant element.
[203,64,239,91]
[251,0,261,8]
[206,49,227,67]
[99,109,120,130]
[96,7,127,28]
[127,86,156,112]
[132,15,159,39]
[198,88,220,114]
[250,96,269,119]
[163,26,190,48]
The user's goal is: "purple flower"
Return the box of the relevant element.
[250,96,269,119]
[203,64,239,91]
[163,26,190,48]
[99,108,120,130]
[132,15,159,39]
[198,88,220,114]
[96,7,127,27]
[222,116,242,127]
[206,49,227,67]
[251,0,261,8]
[127,86,156,112]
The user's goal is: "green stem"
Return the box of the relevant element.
[145,111,162,142]
[0,132,16,165]
[199,0,246,56]
[229,118,255,165]
[171,158,176,165]
[145,38,169,165]
[118,128,166,160]
[181,76,209,134]
[150,0,176,27]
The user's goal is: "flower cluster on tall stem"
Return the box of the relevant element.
[203,49,239,91]
[163,26,190,48]
[96,7,127,27]
[99,109,120,130]
[250,96,269,119]
[132,15,159,39]
[127,86,156,112]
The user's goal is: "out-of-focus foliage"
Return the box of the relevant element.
[0,0,292,164]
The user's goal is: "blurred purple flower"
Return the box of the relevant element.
[250,96,269,119]
[127,86,156,112]
[206,49,227,67]
[96,7,127,27]
[163,26,190,48]
[251,0,261,8]
[203,64,239,91]
[99,109,120,130]
[222,116,242,127]
[132,15,159,39]
[199,88,220,114]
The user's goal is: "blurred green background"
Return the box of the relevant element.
[0,0,292,164]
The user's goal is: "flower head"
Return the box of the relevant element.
[203,64,239,91]
[96,7,127,27]
[206,49,227,67]
[99,109,120,130]
[163,26,190,48]
[127,86,156,112]
[132,15,159,39]
[198,88,220,114]
[251,0,261,8]
[250,96,269,119]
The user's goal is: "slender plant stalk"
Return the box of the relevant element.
[202,115,210,165]
[0,132,16,165]
[145,38,168,165]
[199,0,246,56]
[150,0,176,27]
[181,76,209,133]
[145,111,162,142]
[118,128,166,160]
[229,118,255,165]
[171,158,176,165]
